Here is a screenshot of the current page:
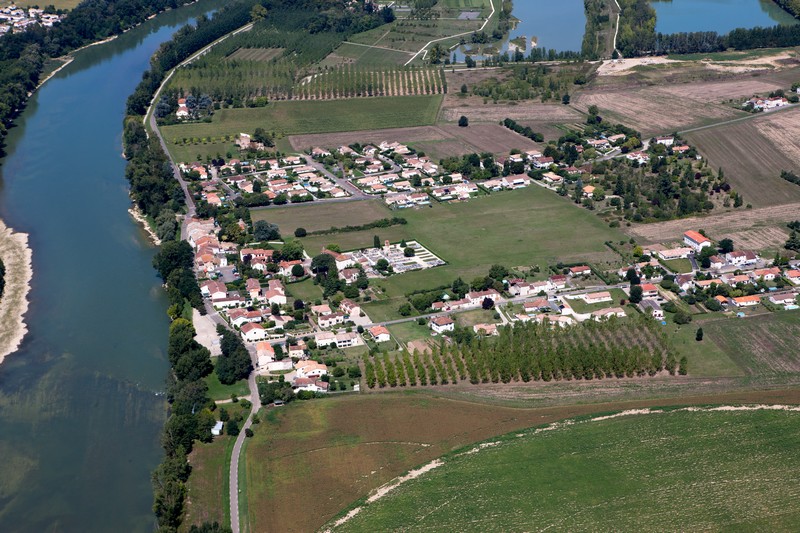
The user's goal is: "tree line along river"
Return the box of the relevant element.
[0,0,215,530]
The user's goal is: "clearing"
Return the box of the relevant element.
[330,408,800,532]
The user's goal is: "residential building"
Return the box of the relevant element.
[473,323,499,336]
[639,299,664,320]
[430,316,455,334]
[583,291,612,304]
[369,325,391,343]
[295,360,328,379]
[731,295,761,307]
[683,230,712,252]
[241,323,267,342]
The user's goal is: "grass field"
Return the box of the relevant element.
[205,362,250,401]
[271,187,623,303]
[660,257,693,274]
[702,312,800,375]
[160,96,443,161]
[563,288,628,314]
[184,437,236,529]
[322,42,415,68]
[331,408,800,532]
[252,200,391,234]
[667,321,744,378]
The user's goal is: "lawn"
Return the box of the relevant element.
[387,320,431,344]
[184,436,236,529]
[288,186,624,302]
[452,308,497,328]
[331,408,800,532]
[285,278,322,303]
[660,258,693,274]
[205,362,251,401]
[160,96,443,160]
[253,199,392,234]
[667,321,744,378]
[562,288,628,314]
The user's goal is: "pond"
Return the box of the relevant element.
[652,0,798,35]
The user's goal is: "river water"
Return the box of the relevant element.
[0,1,215,530]
[652,0,798,35]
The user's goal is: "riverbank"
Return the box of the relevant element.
[0,219,33,365]
[128,204,162,245]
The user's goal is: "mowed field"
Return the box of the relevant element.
[686,107,800,207]
[288,123,541,157]
[252,199,391,233]
[627,202,798,250]
[160,96,443,160]
[703,312,800,376]
[262,186,623,299]
[331,408,800,532]
[321,42,415,68]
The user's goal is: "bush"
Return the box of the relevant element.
[244,428,253,438]
[294,227,307,237]
[226,420,240,436]
[458,115,469,127]
[673,311,692,325]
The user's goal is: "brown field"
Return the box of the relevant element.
[184,437,233,529]
[685,108,800,207]
[627,202,800,248]
[244,389,800,532]
[441,95,583,124]
[226,48,284,62]
[659,78,784,102]
[288,123,540,156]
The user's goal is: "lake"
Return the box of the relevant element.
[0,1,216,530]
[454,0,586,61]
[652,0,798,35]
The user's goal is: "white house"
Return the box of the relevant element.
[655,136,674,147]
[430,316,455,334]
[467,289,501,307]
[295,360,328,379]
[583,291,612,304]
[369,325,391,343]
[241,322,267,342]
[640,299,664,320]
[683,230,712,252]
[201,280,228,300]
[769,291,797,305]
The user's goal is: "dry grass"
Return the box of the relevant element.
[436,123,541,154]
[627,202,800,247]
[441,95,583,123]
[288,125,449,152]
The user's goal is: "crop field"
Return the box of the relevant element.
[685,111,800,208]
[702,313,800,376]
[226,47,284,62]
[252,200,391,233]
[321,42,415,67]
[184,437,236,529]
[160,96,443,154]
[331,408,800,532]
[283,186,623,299]
[348,17,486,55]
[627,202,799,248]
[294,66,446,100]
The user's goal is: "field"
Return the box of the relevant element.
[660,258,693,274]
[14,0,82,8]
[288,122,540,157]
[160,96,443,161]
[686,108,800,207]
[440,94,584,125]
[226,48,284,62]
[703,312,800,376]
[321,42,415,67]
[184,436,236,529]
[205,363,250,401]
[252,199,391,234]
[627,202,798,249]
[272,186,623,301]
[331,408,800,532]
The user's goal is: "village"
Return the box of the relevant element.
[0,3,62,35]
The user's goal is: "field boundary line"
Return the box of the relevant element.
[343,41,415,55]
[680,104,800,134]
[404,0,496,66]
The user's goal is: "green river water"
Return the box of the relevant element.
[0,1,215,530]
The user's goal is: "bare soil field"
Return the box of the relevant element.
[289,123,540,156]
[441,95,583,124]
[661,78,785,102]
[627,202,800,247]
[572,87,743,137]
[686,109,800,207]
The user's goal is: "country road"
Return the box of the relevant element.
[679,102,799,135]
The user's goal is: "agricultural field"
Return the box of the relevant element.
[331,408,800,532]
[226,48,284,62]
[252,200,391,234]
[320,42,416,68]
[362,318,676,389]
[276,186,623,300]
[686,108,800,207]
[441,94,584,124]
[160,95,443,160]
[627,202,799,249]
[184,432,237,528]
[702,312,800,376]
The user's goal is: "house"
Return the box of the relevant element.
[278,260,303,277]
[694,279,722,290]
[731,295,761,307]
[587,138,611,150]
[625,151,650,165]
[523,298,552,314]
[295,360,328,379]
[467,289,501,306]
[288,341,306,359]
[591,307,626,321]
[245,278,261,300]
[722,273,750,286]
[339,299,361,317]
[582,185,596,198]
[683,231,712,252]
[786,269,800,285]
[640,283,659,298]
[569,265,592,277]
[292,378,329,393]
[241,323,267,342]
[676,274,695,292]
[339,268,360,284]
[240,247,274,263]
[430,316,455,334]
[532,156,554,169]
[655,136,674,147]
[751,267,781,282]
[583,291,612,304]
[473,323,499,336]
[311,304,332,316]
[201,280,227,300]
[725,250,759,266]
[369,325,391,343]
[640,299,664,320]
[318,312,345,329]
[658,247,693,260]
[322,248,356,270]
[542,172,563,185]
[314,331,360,349]
[769,291,797,305]
[708,255,725,270]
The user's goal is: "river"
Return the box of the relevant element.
[0,1,215,530]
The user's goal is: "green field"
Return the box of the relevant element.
[563,288,628,314]
[324,42,415,67]
[205,361,251,401]
[668,321,744,378]
[272,187,623,303]
[253,199,392,234]
[660,258,693,274]
[160,96,443,161]
[331,408,800,532]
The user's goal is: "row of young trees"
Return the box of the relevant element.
[364,318,686,388]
